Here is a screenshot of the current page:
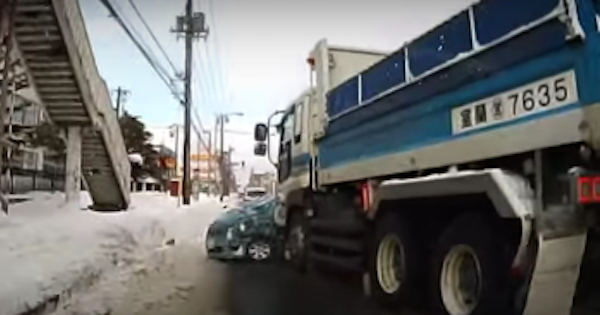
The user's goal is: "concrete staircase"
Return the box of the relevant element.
[13,0,130,209]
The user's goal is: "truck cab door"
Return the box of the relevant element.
[278,107,295,183]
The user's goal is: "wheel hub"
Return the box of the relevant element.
[248,242,271,261]
[440,245,482,315]
[376,234,405,294]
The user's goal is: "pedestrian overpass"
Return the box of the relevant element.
[13,0,130,209]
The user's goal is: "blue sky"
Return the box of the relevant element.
[78,0,474,177]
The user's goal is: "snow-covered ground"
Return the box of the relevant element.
[0,192,227,315]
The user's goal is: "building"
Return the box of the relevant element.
[0,40,65,192]
[148,125,221,194]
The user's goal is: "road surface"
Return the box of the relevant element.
[49,240,398,315]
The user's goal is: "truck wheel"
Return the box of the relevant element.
[285,210,308,271]
[431,212,511,315]
[369,212,421,308]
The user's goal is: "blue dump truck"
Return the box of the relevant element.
[253,0,600,314]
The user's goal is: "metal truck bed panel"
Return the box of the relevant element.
[325,0,574,119]
[317,3,600,184]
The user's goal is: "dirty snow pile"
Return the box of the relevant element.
[0,192,223,315]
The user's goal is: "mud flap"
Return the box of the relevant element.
[523,232,587,315]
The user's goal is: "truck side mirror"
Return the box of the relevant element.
[254,142,267,156]
[254,123,268,141]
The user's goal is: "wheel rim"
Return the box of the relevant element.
[376,234,405,294]
[440,245,482,315]
[248,242,271,261]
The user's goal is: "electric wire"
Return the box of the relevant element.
[99,0,183,103]
[127,0,180,75]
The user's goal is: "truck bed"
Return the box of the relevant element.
[317,0,600,185]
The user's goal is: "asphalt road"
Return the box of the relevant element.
[221,262,395,315]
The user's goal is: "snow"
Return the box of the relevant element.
[0,192,227,315]
[48,196,230,315]
[128,153,143,165]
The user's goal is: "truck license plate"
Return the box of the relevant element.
[452,70,578,134]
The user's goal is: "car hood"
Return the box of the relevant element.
[209,196,279,230]
[212,209,250,227]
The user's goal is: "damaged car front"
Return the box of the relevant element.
[205,195,282,261]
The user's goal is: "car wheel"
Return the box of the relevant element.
[247,240,272,261]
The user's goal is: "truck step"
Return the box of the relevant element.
[309,251,364,272]
[310,235,365,253]
[310,218,366,236]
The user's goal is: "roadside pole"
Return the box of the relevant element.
[173,1,208,205]
[114,86,130,119]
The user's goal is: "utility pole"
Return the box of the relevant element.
[114,86,129,119]
[214,112,242,199]
[213,120,219,195]
[173,1,208,205]
[203,130,212,184]
[171,124,180,178]
[169,124,181,206]
[219,115,226,199]
[182,0,193,205]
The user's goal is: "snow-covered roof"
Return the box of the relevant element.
[135,176,161,184]
[128,153,143,165]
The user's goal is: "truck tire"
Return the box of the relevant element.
[285,210,309,272]
[430,212,511,315]
[368,211,422,308]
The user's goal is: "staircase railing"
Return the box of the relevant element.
[52,0,130,206]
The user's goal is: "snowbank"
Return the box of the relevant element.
[46,192,227,315]
[0,192,221,315]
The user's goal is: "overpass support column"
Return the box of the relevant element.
[65,126,82,203]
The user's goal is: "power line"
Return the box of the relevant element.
[193,0,224,108]
[201,41,222,104]
[204,0,228,108]
[100,0,183,104]
[111,0,170,80]
[107,0,211,159]
[127,0,180,75]
[191,54,214,111]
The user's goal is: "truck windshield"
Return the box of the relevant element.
[281,110,295,143]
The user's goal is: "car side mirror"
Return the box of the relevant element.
[254,123,268,141]
[254,142,267,156]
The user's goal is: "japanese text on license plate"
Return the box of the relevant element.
[452,70,579,134]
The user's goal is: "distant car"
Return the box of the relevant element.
[205,195,283,261]
[243,187,267,202]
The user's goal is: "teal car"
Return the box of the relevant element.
[205,195,282,261]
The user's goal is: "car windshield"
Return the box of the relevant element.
[244,195,277,213]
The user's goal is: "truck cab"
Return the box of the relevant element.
[275,89,312,197]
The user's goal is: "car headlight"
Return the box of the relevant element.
[226,228,233,241]
[239,222,246,232]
